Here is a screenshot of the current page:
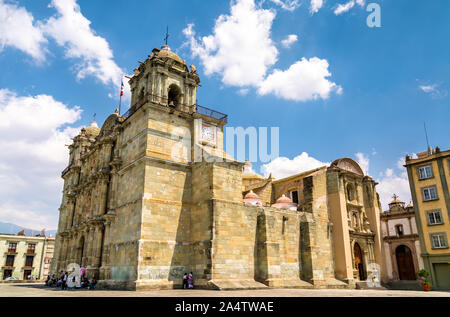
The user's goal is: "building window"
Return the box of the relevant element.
[395,225,404,237]
[25,256,34,267]
[3,270,12,280]
[8,242,17,253]
[5,255,15,267]
[422,187,438,201]
[417,165,433,180]
[427,210,443,225]
[430,233,448,249]
[290,190,299,204]
[27,243,36,254]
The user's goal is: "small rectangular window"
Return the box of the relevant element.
[5,255,15,267]
[396,225,404,236]
[418,165,433,180]
[8,242,17,252]
[423,187,437,201]
[290,190,299,204]
[430,233,448,249]
[427,210,443,225]
[25,256,34,267]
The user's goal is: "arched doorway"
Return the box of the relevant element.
[396,245,416,280]
[354,243,366,280]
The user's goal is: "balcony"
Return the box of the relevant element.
[26,249,35,255]
[7,249,16,253]
[122,93,228,123]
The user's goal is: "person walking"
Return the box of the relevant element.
[182,273,188,289]
[68,276,75,290]
[188,272,194,289]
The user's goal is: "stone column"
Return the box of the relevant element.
[99,220,111,280]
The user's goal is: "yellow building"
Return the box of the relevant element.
[405,147,450,290]
[0,232,55,281]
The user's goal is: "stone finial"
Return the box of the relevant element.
[190,64,197,74]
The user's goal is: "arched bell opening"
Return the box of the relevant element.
[168,84,181,108]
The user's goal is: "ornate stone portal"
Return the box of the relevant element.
[51,45,384,290]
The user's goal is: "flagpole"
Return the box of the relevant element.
[119,76,123,115]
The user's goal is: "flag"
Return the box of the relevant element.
[120,80,124,97]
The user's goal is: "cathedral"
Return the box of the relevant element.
[52,44,384,290]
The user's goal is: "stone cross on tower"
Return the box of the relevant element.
[164,26,169,46]
[392,194,399,201]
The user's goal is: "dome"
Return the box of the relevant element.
[271,194,297,211]
[85,121,100,136]
[390,194,404,205]
[243,190,262,207]
[406,202,413,208]
[156,45,185,65]
[276,194,293,204]
[244,190,260,200]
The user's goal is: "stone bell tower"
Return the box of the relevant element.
[129,45,199,114]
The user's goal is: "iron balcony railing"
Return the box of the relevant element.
[196,104,228,122]
[122,93,228,123]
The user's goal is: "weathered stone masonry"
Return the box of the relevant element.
[51,45,383,290]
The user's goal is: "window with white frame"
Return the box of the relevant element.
[422,187,438,201]
[427,210,443,225]
[430,233,448,249]
[417,165,433,180]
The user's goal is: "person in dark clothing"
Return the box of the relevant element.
[88,277,97,290]
[182,273,188,289]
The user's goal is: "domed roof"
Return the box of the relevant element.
[86,121,100,136]
[244,190,260,200]
[276,194,293,204]
[406,202,413,208]
[390,194,404,204]
[156,45,185,65]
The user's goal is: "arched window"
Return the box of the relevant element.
[395,224,404,236]
[168,84,181,108]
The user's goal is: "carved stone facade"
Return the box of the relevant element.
[245,158,384,286]
[52,45,383,290]
[381,197,423,285]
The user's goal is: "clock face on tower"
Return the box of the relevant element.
[201,123,216,144]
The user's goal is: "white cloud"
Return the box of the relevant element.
[334,1,355,15]
[0,0,47,62]
[281,34,298,48]
[184,0,341,102]
[258,57,342,101]
[310,0,324,14]
[419,84,447,99]
[269,0,300,11]
[0,89,82,229]
[41,0,125,95]
[334,0,365,15]
[183,0,278,87]
[385,168,393,177]
[261,152,329,179]
[375,155,411,211]
[355,152,369,175]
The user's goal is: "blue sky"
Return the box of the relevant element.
[0,0,448,229]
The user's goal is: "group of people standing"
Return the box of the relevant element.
[182,272,194,289]
[45,266,96,291]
